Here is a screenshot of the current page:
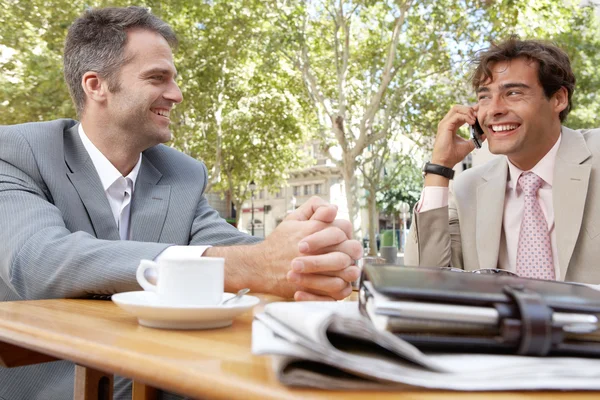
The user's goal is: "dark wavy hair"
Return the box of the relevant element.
[471,36,575,122]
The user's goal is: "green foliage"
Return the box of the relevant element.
[475,0,600,129]
[0,0,311,209]
[376,154,423,217]
[162,0,312,205]
[1,0,599,225]
[0,0,83,123]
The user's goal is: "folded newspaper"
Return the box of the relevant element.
[252,301,600,391]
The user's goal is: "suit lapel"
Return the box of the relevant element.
[64,124,120,240]
[554,127,592,280]
[129,155,171,243]
[476,158,508,270]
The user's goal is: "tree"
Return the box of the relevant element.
[482,0,600,129]
[361,141,422,255]
[263,0,496,237]
[0,0,84,124]
[376,154,423,227]
[0,0,312,223]
[266,0,600,239]
[161,0,313,224]
[2,0,600,235]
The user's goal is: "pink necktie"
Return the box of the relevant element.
[515,172,555,280]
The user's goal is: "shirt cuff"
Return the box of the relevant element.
[144,245,212,284]
[416,186,449,213]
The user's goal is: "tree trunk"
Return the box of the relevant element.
[205,75,226,194]
[234,199,243,229]
[340,155,361,239]
[366,187,379,256]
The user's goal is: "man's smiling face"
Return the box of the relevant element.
[105,28,183,150]
[476,57,567,170]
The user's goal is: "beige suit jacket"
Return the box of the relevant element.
[404,127,600,284]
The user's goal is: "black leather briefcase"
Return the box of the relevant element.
[358,264,600,357]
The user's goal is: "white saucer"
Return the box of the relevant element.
[111,291,260,330]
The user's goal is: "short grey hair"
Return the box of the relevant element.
[63,6,178,116]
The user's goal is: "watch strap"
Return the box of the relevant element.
[423,162,455,179]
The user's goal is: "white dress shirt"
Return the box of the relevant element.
[417,135,561,277]
[79,125,140,240]
[78,125,209,280]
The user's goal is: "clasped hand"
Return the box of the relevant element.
[262,196,363,301]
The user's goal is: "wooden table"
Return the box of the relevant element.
[0,295,598,400]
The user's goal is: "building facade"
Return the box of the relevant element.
[238,162,346,238]
[204,140,347,238]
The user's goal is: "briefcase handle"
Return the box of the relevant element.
[503,285,553,356]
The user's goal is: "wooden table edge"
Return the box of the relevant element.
[0,310,308,400]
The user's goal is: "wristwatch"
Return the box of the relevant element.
[423,162,455,180]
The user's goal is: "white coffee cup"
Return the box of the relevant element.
[136,256,224,306]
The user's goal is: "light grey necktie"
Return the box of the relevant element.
[118,177,133,240]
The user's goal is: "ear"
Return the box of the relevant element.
[81,71,108,104]
[552,86,569,115]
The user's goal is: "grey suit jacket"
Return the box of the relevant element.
[0,119,260,399]
[405,127,600,284]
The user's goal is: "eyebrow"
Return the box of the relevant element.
[141,68,178,79]
[476,83,531,93]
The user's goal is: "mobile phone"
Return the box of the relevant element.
[470,119,484,149]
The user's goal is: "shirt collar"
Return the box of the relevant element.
[78,124,142,192]
[506,132,562,192]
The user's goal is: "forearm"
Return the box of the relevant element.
[204,243,286,296]
[405,206,453,267]
[0,183,169,299]
[424,173,451,187]
[188,191,262,247]
[205,199,362,301]
[5,228,169,300]
[406,182,453,267]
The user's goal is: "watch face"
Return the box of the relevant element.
[422,162,432,177]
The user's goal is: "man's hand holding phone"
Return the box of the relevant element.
[426,105,486,187]
[470,119,485,149]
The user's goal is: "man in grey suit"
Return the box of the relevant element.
[0,6,362,400]
[404,37,600,284]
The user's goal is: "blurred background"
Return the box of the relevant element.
[1,0,599,256]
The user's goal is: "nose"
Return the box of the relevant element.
[165,79,183,104]
[486,94,508,120]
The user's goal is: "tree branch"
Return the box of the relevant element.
[359,139,391,188]
[336,0,351,120]
[353,0,412,159]
[205,63,228,194]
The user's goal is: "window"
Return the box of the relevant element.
[293,186,300,196]
[314,184,322,195]
[304,185,311,196]
[274,188,283,198]
[259,190,264,199]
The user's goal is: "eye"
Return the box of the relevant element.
[477,94,490,101]
[150,75,164,81]
[507,90,521,96]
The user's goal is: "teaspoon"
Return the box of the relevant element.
[221,288,250,306]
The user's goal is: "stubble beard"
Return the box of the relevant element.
[121,102,172,151]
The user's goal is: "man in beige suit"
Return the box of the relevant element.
[404,37,600,284]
